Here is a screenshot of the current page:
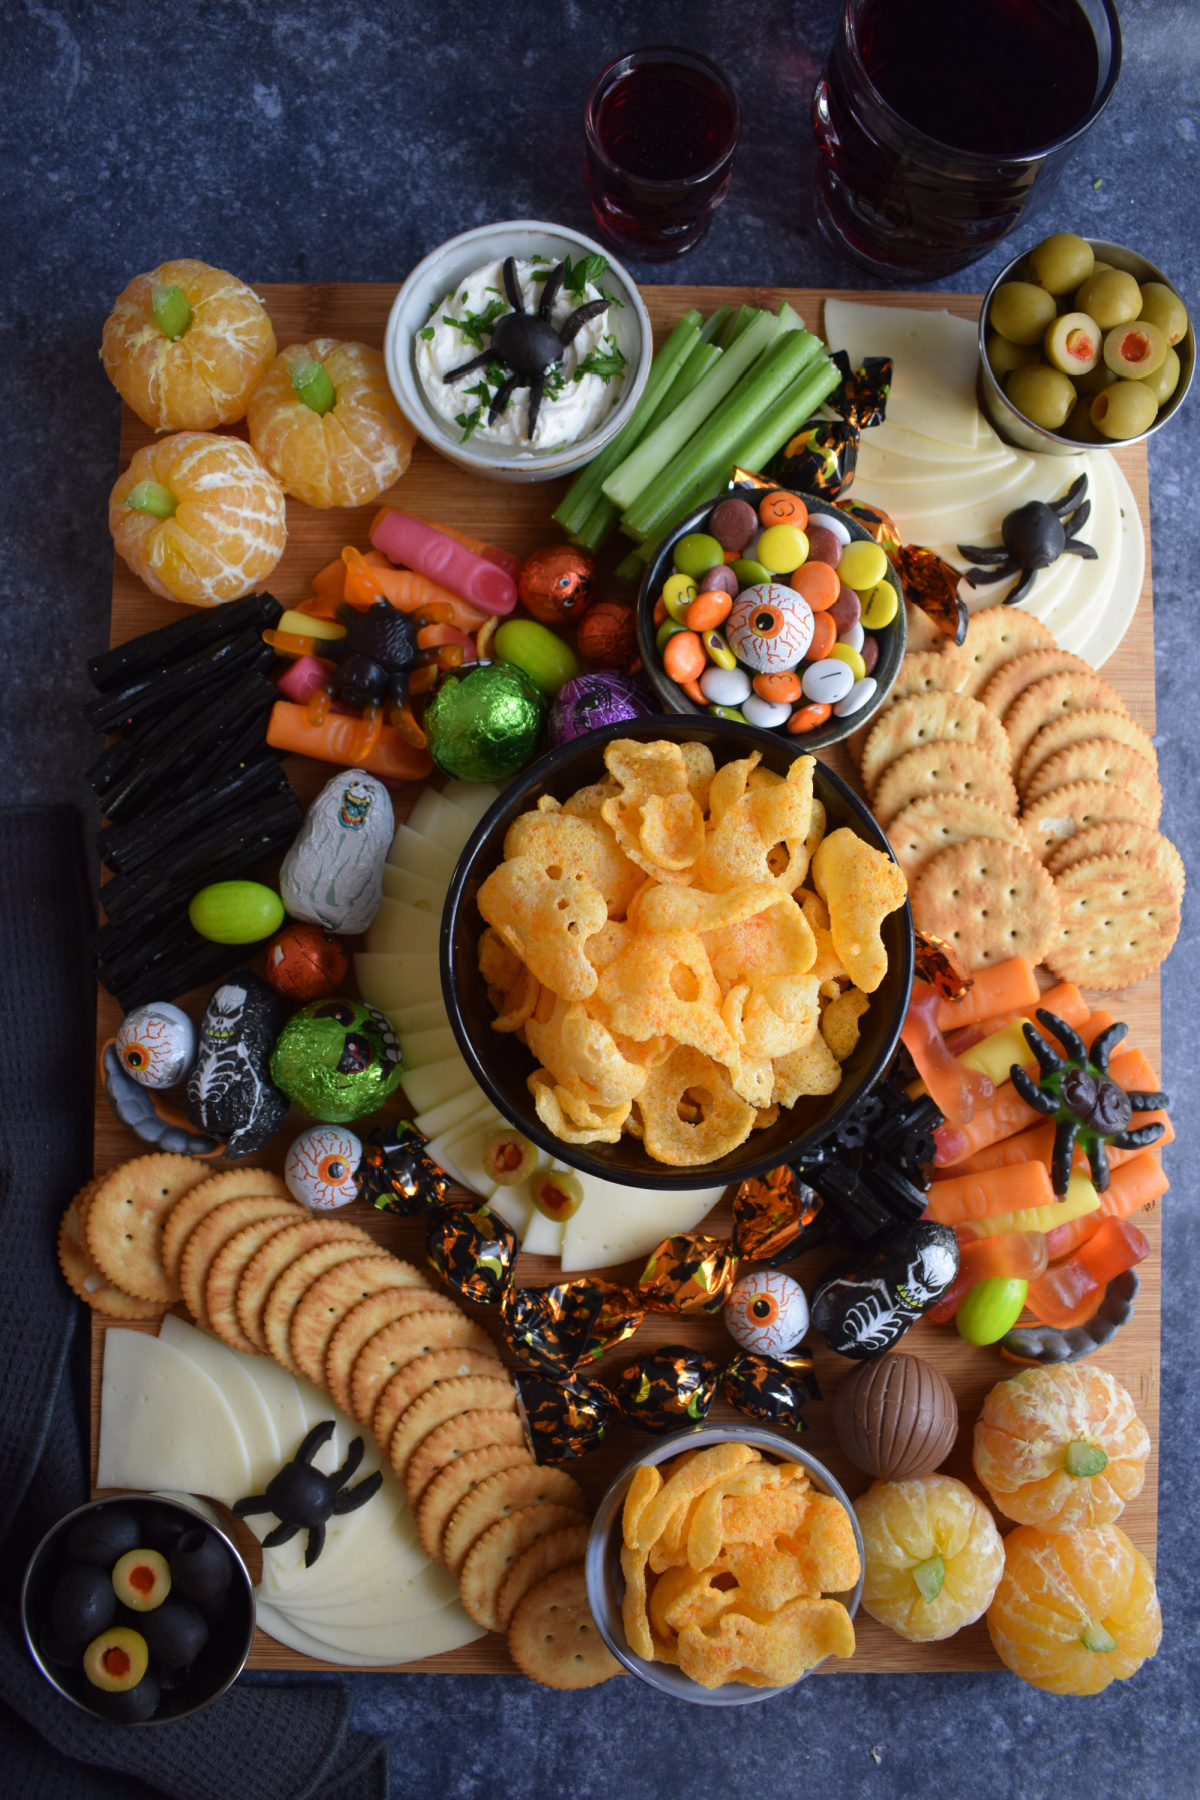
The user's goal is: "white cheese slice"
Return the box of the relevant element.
[854,443,1015,486]
[398,1024,460,1069]
[824,299,982,449]
[872,455,1091,548]
[367,896,442,954]
[259,1496,423,1602]
[156,1316,280,1488]
[424,1109,504,1200]
[439,780,500,822]
[97,1329,251,1502]
[381,863,446,912]
[414,1084,490,1141]
[561,1176,727,1272]
[399,1054,479,1114]
[386,825,457,884]
[520,1206,565,1258]
[1062,453,1143,668]
[386,997,449,1037]
[354,952,442,1010]
[407,790,478,855]
[866,418,1006,465]
[276,1559,458,1622]
[255,1597,486,1666]
[487,1185,535,1240]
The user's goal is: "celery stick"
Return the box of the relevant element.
[614,548,645,584]
[776,299,805,333]
[698,304,732,345]
[622,331,823,540]
[603,311,780,511]
[552,312,700,536]
[719,304,760,348]
[726,354,842,474]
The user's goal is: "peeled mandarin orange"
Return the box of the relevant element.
[987,1523,1161,1694]
[101,259,276,432]
[854,1474,1005,1642]
[110,432,287,607]
[247,338,416,509]
[973,1363,1149,1534]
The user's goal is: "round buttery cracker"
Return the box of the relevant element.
[58,1182,165,1319]
[406,1409,526,1514]
[872,742,1018,829]
[508,1565,620,1690]
[161,1166,289,1288]
[206,1214,308,1355]
[1046,823,1185,898]
[259,1233,384,1367]
[180,1196,306,1330]
[912,838,1060,971]
[904,601,945,655]
[86,1153,208,1303]
[326,1289,457,1413]
[886,795,1028,882]
[393,1378,518,1491]
[416,1443,534,1564]
[350,1312,494,1430]
[1002,670,1129,772]
[460,1504,588,1632]
[1022,740,1162,825]
[497,1523,592,1633]
[372,1349,508,1458]
[891,648,972,703]
[291,1256,434,1391]
[979,648,1094,721]
[1020,780,1151,865]
[861,691,1010,798]
[1018,708,1158,800]
[1046,855,1181,990]
[443,1463,586,1581]
[959,606,1056,699]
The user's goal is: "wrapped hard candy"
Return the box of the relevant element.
[186,969,289,1158]
[284,1125,362,1209]
[114,1003,196,1090]
[547,670,654,749]
[279,769,393,935]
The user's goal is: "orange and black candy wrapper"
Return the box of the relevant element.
[636,1234,738,1316]
[613,1345,721,1434]
[913,932,973,1004]
[426,1204,516,1306]
[732,1166,824,1262]
[360,1121,451,1215]
[500,1279,645,1378]
[722,1350,821,1431]
[517,1373,614,1462]
[893,543,969,644]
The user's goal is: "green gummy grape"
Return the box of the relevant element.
[124,480,178,520]
[956,1277,1029,1346]
[912,1554,946,1605]
[150,283,193,341]
[290,354,338,416]
[1065,1439,1109,1478]
[1081,1621,1118,1654]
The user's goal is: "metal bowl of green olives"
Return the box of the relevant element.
[980,236,1193,455]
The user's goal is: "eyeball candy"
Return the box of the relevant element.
[285,1125,362,1208]
[802,659,854,705]
[725,584,814,674]
[115,1003,196,1089]
[724,1269,810,1356]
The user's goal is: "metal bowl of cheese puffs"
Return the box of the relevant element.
[585,1425,865,1702]
[442,716,914,1190]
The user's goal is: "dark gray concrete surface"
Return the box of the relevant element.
[1,2,1196,1794]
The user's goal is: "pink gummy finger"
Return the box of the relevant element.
[370,510,517,616]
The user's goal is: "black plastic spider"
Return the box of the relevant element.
[328,599,416,711]
[442,256,607,437]
[1009,1010,1168,1197]
[232,1421,382,1567]
[959,474,1097,606]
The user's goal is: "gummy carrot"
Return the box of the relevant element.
[1096,1150,1169,1220]
[903,981,994,1126]
[1044,1211,1102,1261]
[266,699,432,782]
[1109,1047,1161,1096]
[934,957,1040,1033]
[925,1159,1054,1227]
[942,1107,1174,1181]
[944,983,1088,1055]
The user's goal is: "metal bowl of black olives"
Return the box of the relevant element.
[980,233,1193,455]
[21,1493,255,1725]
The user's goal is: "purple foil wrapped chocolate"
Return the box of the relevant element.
[548,671,655,750]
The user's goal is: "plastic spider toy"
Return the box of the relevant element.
[958,473,1097,606]
[232,1421,382,1566]
[1008,1010,1168,1196]
[442,256,607,438]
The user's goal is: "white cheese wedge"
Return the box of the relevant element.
[275,1559,458,1622]
[439,780,500,822]
[406,790,478,856]
[386,997,449,1037]
[156,1316,280,1488]
[386,824,457,884]
[354,951,442,1010]
[520,1206,565,1259]
[255,1597,486,1666]
[366,896,442,954]
[381,863,446,911]
[1072,455,1144,668]
[398,1024,460,1069]
[866,418,1011,468]
[487,1186,535,1240]
[414,1084,490,1141]
[424,1109,504,1199]
[97,1330,251,1501]
[825,299,983,449]
[561,1176,727,1272]
[398,1054,479,1114]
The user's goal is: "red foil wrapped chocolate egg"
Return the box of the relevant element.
[518,544,596,624]
[264,922,348,1002]
[576,600,638,668]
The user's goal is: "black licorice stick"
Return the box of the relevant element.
[85,631,275,733]
[98,755,291,874]
[99,789,302,921]
[87,661,260,799]
[87,592,283,692]
[98,672,277,822]
[170,694,279,802]
[115,936,267,1012]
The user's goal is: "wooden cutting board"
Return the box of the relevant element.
[90,285,1160,1676]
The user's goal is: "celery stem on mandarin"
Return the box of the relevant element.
[150,283,192,341]
[913,1554,946,1604]
[124,480,178,519]
[291,354,337,416]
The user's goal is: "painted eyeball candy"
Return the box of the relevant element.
[114,1003,196,1089]
[725,583,814,674]
[724,1269,810,1356]
[285,1125,363,1208]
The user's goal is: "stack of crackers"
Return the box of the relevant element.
[61,1153,617,1689]
[853,609,1182,989]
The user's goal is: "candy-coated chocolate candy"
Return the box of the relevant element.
[663,572,698,609]
[862,579,900,629]
[358,1120,451,1214]
[270,997,403,1122]
[754,669,802,703]
[548,670,654,749]
[731,558,771,587]
[807,612,837,660]
[861,634,880,675]
[613,1344,720,1433]
[685,591,732,631]
[187,969,288,1159]
[188,880,284,945]
[700,665,751,706]
[808,510,851,545]
[838,541,889,591]
[516,1373,614,1462]
[673,533,724,579]
[663,630,706,683]
[708,704,747,721]
[812,1221,959,1359]
[742,694,792,729]
[280,769,393,936]
[723,1350,820,1431]
[757,524,809,573]
[657,618,685,654]
[788,702,833,733]
[576,600,638,668]
[284,1124,362,1209]
[517,544,595,624]
[709,497,759,552]
[839,621,865,653]
[834,676,878,717]
[662,587,693,624]
[698,565,738,597]
[829,642,866,682]
[493,619,581,697]
[759,491,808,529]
[424,662,545,782]
[701,628,737,670]
[806,526,843,568]
[115,1003,196,1090]
[427,1203,517,1307]
[802,659,854,704]
[265,923,349,1002]
[791,560,841,612]
[724,1269,810,1355]
[828,587,861,634]
[726,583,814,673]
[956,1276,1029,1345]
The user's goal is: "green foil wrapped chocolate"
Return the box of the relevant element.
[423,662,545,782]
[269,998,403,1122]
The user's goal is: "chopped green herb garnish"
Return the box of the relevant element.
[574,336,627,384]
[543,368,567,401]
[445,297,508,350]
[456,407,483,442]
[418,325,435,341]
[562,252,608,298]
[486,361,506,387]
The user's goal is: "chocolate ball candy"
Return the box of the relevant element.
[270,998,403,1123]
[709,497,759,553]
[424,663,545,782]
[547,670,653,750]
[518,544,595,625]
[575,600,638,669]
[833,1353,958,1479]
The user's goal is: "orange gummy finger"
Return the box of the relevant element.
[925,1159,1054,1227]
[267,699,432,782]
[935,958,1040,1034]
[933,1079,1042,1166]
[1097,1150,1168,1221]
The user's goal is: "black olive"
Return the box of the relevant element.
[63,1507,140,1566]
[89,1671,160,1723]
[137,1506,188,1554]
[40,1622,80,1666]
[491,312,563,378]
[169,1529,232,1603]
[51,1564,118,1647]
[153,1661,191,1691]
[195,1588,231,1626]
[1001,500,1066,570]
[265,1461,336,1528]
[138,1596,209,1667]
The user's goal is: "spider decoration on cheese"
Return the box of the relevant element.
[958,473,1097,606]
[441,256,608,438]
[232,1421,382,1567]
[1009,1010,1168,1197]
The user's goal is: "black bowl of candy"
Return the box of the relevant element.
[635,487,907,756]
[21,1493,255,1725]
[442,714,914,1191]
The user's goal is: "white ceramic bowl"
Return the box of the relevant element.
[385,220,651,484]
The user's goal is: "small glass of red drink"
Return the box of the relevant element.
[584,46,742,261]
